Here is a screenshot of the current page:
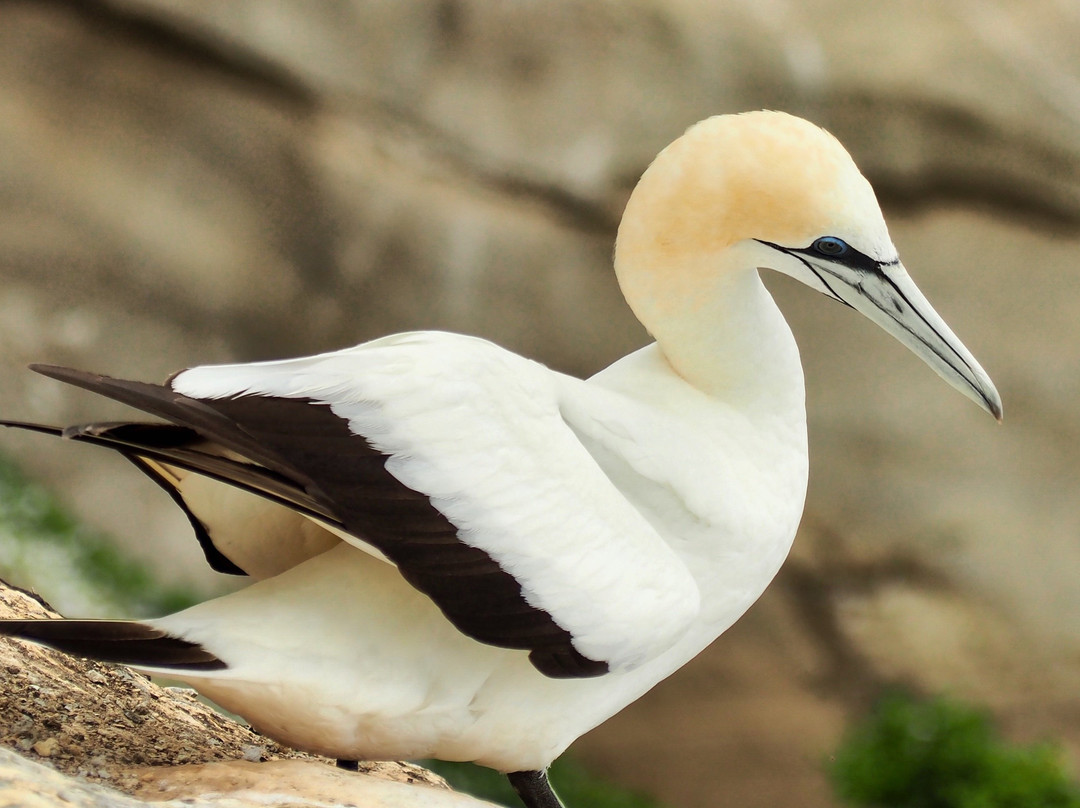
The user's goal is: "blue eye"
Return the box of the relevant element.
[812,236,849,257]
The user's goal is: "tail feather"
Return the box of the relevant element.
[0,619,226,671]
[0,418,343,577]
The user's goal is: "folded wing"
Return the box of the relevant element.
[18,332,701,678]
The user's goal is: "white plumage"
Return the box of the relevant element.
[157,333,805,769]
[0,111,1000,808]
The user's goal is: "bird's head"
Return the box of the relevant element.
[614,110,1001,419]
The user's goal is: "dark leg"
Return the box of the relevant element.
[336,759,359,771]
[507,770,565,808]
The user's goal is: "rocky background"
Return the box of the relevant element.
[1,2,1079,807]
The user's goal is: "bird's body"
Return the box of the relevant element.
[145,334,808,771]
[0,111,1000,807]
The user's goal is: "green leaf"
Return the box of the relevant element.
[829,691,1080,808]
[0,451,197,616]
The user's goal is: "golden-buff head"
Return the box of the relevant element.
[616,111,894,272]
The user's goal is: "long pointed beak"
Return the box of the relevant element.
[827,261,1002,421]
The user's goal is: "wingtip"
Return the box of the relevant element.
[0,420,63,437]
[28,362,67,375]
[28,363,97,384]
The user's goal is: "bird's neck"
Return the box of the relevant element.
[620,253,806,421]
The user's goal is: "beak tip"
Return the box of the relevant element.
[980,387,1003,423]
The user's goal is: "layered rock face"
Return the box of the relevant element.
[1,3,1079,807]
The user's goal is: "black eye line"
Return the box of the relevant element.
[756,238,889,273]
[756,239,990,407]
[760,239,985,402]
[756,240,852,308]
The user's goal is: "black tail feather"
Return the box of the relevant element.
[61,421,340,524]
[0,418,344,576]
[0,619,226,671]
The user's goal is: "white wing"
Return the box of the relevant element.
[173,332,701,675]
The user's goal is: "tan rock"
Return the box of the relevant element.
[134,759,492,807]
[31,737,59,758]
[0,747,491,808]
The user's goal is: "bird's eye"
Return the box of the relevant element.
[812,236,849,257]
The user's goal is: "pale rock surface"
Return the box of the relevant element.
[1,2,1079,808]
[133,759,493,808]
[0,750,492,808]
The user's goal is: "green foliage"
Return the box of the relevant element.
[829,692,1080,808]
[0,451,196,616]
[423,757,662,808]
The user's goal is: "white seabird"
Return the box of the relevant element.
[0,111,1000,808]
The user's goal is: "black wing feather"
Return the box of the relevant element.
[61,422,340,524]
[200,394,608,677]
[123,453,247,576]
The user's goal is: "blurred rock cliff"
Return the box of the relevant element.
[1,2,1079,807]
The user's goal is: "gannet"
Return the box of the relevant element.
[0,111,1000,808]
